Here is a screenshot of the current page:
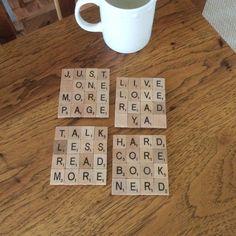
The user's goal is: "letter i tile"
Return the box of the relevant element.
[112,135,169,195]
[50,126,108,185]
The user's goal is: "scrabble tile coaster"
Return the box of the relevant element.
[115,77,167,128]
[112,135,169,195]
[58,68,110,118]
[50,126,108,185]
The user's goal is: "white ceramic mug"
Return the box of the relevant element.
[75,0,157,53]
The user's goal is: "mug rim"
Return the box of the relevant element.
[104,0,154,11]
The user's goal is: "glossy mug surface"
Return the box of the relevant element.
[75,0,157,53]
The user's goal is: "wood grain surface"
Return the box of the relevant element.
[191,0,206,12]
[0,0,236,235]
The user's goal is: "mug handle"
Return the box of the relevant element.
[75,0,102,32]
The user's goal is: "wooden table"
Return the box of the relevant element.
[1,0,236,235]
